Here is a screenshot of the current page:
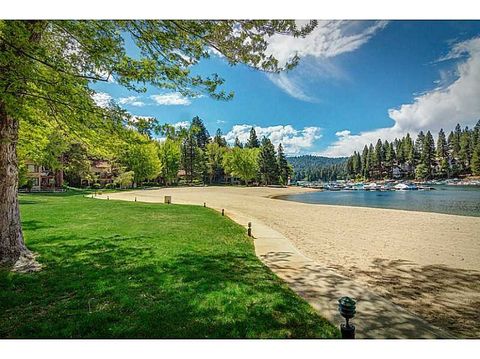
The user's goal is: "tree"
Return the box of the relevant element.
[119,141,161,186]
[206,142,226,183]
[361,145,369,179]
[222,147,259,185]
[414,131,425,166]
[459,127,472,172]
[157,138,181,186]
[436,129,449,178]
[472,142,480,176]
[181,127,206,184]
[114,170,135,189]
[415,163,429,180]
[234,137,243,148]
[191,116,210,149]
[421,130,435,178]
[245,127,260,148]
[258,137,279,185]
[277,143,291,185]
[0,19,316,268]
[213,128,227,147]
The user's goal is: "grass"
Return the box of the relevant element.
[0,192,339,338]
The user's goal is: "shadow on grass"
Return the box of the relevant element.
[0,234,337,339]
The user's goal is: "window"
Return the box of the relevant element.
[31,178,39,186]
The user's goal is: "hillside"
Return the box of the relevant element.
[287,155,347,182]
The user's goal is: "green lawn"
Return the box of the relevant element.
[0,192,339,338]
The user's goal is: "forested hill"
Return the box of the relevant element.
[287,155,347,182]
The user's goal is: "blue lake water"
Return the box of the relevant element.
[278,185,480,217]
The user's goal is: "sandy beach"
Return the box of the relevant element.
[99,186,480,337]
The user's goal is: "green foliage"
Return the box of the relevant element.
[157,138,181,186]
[0,192,338,338]
[223,147,260,185]
[119,140,161,184]
[245,127,260,148]
[206,142,226,183]
[346,124,480,181]
[277,143,291,185]
[415,163,429,180]
[288,155,347,182]
[258,137,279,185]
[114,170,135,189]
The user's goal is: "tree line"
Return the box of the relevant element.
[345,121,480,180]
[20,116,294,189]
[287,155,347,182]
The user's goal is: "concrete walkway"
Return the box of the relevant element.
[96,191,452,338]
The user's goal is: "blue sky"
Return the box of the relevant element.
[91,20,480,157]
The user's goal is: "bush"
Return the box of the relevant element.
[105,183,116,189]
[92,183,102,190]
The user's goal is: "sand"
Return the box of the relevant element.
[99,186,480,337]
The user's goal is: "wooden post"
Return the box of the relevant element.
[222,209,224,216]
[247,222,252,237]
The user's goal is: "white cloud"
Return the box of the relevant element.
[172,121,190,129]
[150,93,191,106]
[92,92,112,108]
[118,96,145,107]
[225,124,322,155]
[265,21,387,101]
[266,20,388,67]
[319,37,480,157]
[266,72,317,102]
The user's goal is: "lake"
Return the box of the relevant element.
[278,185,480,217]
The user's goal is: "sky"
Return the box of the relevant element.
[91,20,480,157]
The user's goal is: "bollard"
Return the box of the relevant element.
[107,196,109,200]
[204,202,206,207]
[135,197,137,202]
[222,209,224,216]
[247,222,252,237]
[338,296,356,339]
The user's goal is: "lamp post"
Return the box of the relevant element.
[338,296,356,339]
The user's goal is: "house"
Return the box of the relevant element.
[24,160,63,191]
[81,160,115,187]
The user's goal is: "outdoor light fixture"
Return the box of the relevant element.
[338,296,356,339]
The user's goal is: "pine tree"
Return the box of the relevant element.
[422,131,435,178]
[213,128,228,147]
[459,127,472,172]
[472,142,480,176]
[277,143,291,185]
[190,116,210,149]
[258,137,279,185]
[436,129,449,178]
[234,137,243,148]
[246,127,260,148]
[384,141,394,177]
[414,131,425,166]
[368,143,375,179]
[361,145,369,179]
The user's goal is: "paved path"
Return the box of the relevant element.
[96,189,452,338]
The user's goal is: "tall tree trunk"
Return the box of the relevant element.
[0,102,41,271]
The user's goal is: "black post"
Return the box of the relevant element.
[135,197,137,202]
[338,296,356,339]
[247,222,252,237]
[204,202,206,207]
[222,209,224,216]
